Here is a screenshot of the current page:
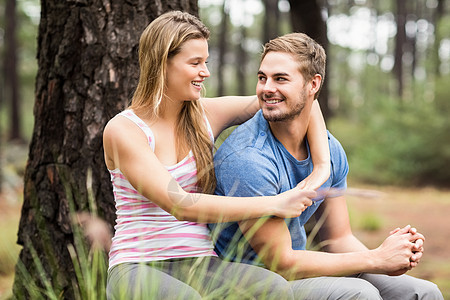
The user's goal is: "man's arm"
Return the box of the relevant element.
[315,193,424,272]
[314,193,368,253]
[239,195,424,280]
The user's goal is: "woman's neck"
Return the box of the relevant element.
[158,98,184,123]
[134,96,184,125]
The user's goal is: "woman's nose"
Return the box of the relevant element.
[200,66,210,78]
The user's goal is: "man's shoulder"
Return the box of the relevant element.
[327,131,345,154]
[325,131,347,159]
[326,131,349,185]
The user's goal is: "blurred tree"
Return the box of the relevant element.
[3,0,22,141]
[237,25,249,95]
[433,0,446,77]
[408,1,418,81]
[262,0,280,43]
[394,0,406,99]
[217,0,229,96]
[13,1,198,299]
[288,0,330,120]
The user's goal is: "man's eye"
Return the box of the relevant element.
[258,76,266,81]
[277,77,286,81]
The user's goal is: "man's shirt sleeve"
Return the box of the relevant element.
[328,132,350,193]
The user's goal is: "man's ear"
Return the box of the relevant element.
[309,74,322,96]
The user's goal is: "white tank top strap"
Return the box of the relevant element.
[203,114,215,144]
[119,110,156,151]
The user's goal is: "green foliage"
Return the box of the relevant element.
[347,204,383,232]
[330,75,450,187]
[12,219,109,300]
[437,14,450,39]
[0,218,21,276]
[360,213,383,232]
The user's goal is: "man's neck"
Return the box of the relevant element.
[268,105,312,161]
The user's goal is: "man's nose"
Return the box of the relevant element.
[263,79,277,93]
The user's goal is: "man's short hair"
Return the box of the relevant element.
[262,33,326,92]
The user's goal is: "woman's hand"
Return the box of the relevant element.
[274,188,317,219]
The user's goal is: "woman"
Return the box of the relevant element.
[103,10,330,299]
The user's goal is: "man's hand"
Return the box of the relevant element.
[389,225,425,268]
[374,225,425,276]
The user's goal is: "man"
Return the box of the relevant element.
[209,33,443,299]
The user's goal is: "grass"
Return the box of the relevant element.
[1,142,449,298]
[1,185,449,299]
[348,208,383,232]
[346,183,450,299]
[0,201,22,300]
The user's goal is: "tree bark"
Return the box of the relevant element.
[432,0,445,77]
[394,0,407,99]
[237,26,248,95]
[13,1,198,299]
[217,1,229,96]
[288,0,331,121]
[262,0,280,44]
[4,0,22,141]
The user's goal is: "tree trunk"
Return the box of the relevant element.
[217,1,229,96]
[237,26,248,95]
[288,0,330,121]
[4,0,22,142]
[13,1,198,299]
[394,0,406,99]
[262,0,280,44]
[432,0,445,77]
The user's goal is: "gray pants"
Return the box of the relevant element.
[290,273,444,300]
[107,256,293,300]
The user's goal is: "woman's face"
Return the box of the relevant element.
[165,38,210,102]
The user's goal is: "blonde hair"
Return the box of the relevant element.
[129,11,215,193]
[262,33,326,94]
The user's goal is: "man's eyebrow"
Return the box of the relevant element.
[257,70,290,77]
[273,72,290,77]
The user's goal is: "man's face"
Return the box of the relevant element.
[256,51,309,122]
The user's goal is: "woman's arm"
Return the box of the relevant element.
[200,96,259,138]
[298,100,331,190]
[103,116,315,223]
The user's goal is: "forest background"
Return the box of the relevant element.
[0,0,449,299]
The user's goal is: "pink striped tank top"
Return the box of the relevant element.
[108,110,217,270]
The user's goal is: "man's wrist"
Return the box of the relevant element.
[366,248,381,274]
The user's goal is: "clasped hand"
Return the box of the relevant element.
[378,225,425,276]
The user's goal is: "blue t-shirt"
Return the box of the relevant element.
[209,110,349,265]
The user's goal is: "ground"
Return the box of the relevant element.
[346,184,450,298]
[0,183,449,299]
